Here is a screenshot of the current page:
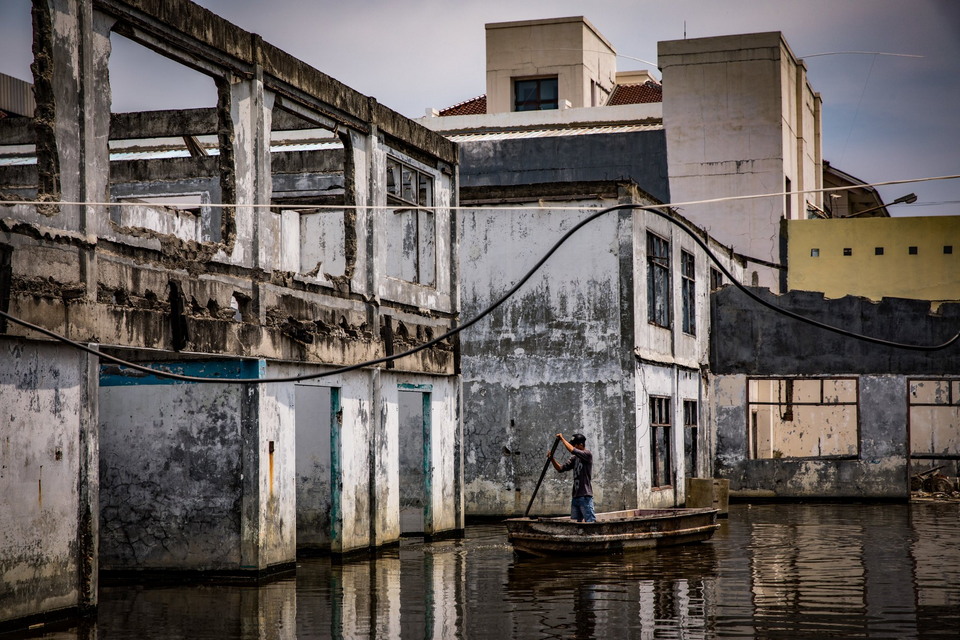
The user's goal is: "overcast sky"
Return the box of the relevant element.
[1,0,958,216]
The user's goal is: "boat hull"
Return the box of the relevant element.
[505,507,719,557]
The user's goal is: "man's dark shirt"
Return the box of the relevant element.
[558,447,593,498]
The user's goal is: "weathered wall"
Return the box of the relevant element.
[711,287,960,375]
[0,338,97,627]
[98,361,268,572]
[459,196,635,516]
[710,286,960,497]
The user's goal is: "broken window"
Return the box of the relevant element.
[909,379,960,459]
[514,77,559,111]
[385,157,435,286]
[681,250,696,335]
[747,378,859,459]
[683,399,698,479]
[650,396,672,488]
[647,232,671,328]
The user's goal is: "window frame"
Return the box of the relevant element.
[513,76,559,112]
[385,156,436,286]
[681,249,696,335]
[647,231,671,328]
[650,396,673,488]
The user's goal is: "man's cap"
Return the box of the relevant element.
[570,433,587,445]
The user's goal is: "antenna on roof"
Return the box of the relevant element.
[684,21,687,39]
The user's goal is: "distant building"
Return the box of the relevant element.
[787,215,960,303]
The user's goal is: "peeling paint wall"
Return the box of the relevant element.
[458,187,742,516]
[0,339,97,625]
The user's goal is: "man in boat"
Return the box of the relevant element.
[548,432,595,523]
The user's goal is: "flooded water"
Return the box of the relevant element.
[18,502,960,639]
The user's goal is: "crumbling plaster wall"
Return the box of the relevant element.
[710,286,960,497]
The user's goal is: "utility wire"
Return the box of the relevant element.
[0,203,956,384]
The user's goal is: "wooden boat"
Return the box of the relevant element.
[505,507,720,557]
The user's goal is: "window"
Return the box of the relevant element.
[908,379,960,460]
[514,77,558,111]
[843,248,852,256]
[909,246,918,255]
[647,232,671,328]
[710,267,723,292]
[810,248,820,257]
[681,250,696,335]
[650,396,672,487]
[683,400,698,478]
[945,246,954,255]
[875,247,884,256]
[386,157,436,285]
[784,177,792,218]
[747,378,859,459]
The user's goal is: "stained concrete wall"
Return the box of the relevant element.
[0,338,97,628]
[710,286,960,497]
[459,185,743,516]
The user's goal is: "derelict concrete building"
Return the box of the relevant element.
[0,0,461,630]
[422,17,745,516]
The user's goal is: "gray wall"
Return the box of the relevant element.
[459,130,669,204]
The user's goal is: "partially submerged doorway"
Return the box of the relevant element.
[295,384,340,552]
[398,385,431,535]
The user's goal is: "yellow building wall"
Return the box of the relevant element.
[788,216,960,302]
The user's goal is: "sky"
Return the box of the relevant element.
[1,0,958,216]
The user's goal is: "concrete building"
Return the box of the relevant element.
[422,17,743,516]
[0,0,460,631]
[660,32,823,292]
[711,286,960,498]
[786,215,960,304]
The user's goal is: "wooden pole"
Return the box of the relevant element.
[524,436,562,517]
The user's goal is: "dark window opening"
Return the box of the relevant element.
[810,248,820,257]
[945,246,954,255]
[710,267,723,291]
[647,232,671,328]
[514,77,558,112]
[683,400,698,479]
[909,246,918,255]
[650,396,672,488]
[681,250,696,335]
[875,247,884,256]
[784,177,792,218]
[843,248,852,256]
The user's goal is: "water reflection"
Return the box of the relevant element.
[16,502,960,639]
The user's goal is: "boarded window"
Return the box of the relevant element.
[650,396,672,487]
[909,379,960,458]
[747,378,859,459]
[647,232,670,328]
[386,157,435,286]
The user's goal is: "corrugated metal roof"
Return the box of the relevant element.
[445,122,662,142]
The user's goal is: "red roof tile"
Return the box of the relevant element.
[439,95,487,117]
[607,81,662,106]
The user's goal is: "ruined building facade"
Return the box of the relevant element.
[1,0,461,630]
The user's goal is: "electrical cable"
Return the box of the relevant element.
[0,202,956,385]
